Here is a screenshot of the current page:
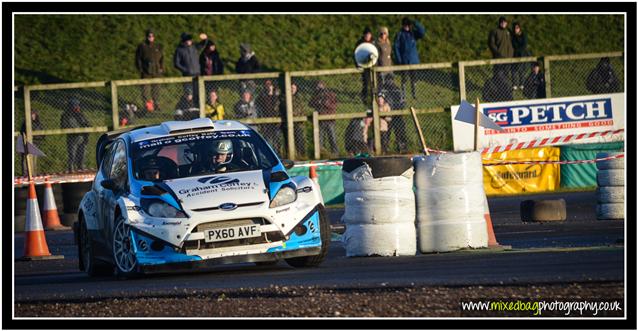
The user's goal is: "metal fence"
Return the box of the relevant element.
[14,51,625,176]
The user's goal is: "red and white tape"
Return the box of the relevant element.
[481,129,624,154]
[482,153,624,166]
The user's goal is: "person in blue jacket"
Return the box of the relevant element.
[393,17,426,99]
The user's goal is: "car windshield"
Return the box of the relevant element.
[131,130,279,181]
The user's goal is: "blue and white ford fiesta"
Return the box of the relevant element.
[74,118,329,277]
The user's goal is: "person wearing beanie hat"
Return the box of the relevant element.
[393,17,426,99]
[374,25,393,87]
[174,31,207,110]
[488,16,514,59]
[354,26,375,104]
[136,28,165,112]
[200,38,224,76]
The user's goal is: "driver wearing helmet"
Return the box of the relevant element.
[139,157,164,181]
[208,139,236,173]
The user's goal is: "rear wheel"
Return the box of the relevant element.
[78,217,112,277]
[112,215,139,278]
[285,206,331,268]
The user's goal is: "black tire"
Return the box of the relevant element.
[255,260,279,266]
[62,182,92,214]
[520,199,567,222]
[112,215,140,278]
[285,206,331,268]
[78,216,113,277]
[342,156,413,178]
[14,186,28,216]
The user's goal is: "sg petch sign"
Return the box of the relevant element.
[451,93,625,152]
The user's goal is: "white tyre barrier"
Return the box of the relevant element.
[596,186,624,204]
[597,169,625,187]
[414,152,488,253]
[341,157,415,257]
[596,203,624,220]
[595,152,624,170]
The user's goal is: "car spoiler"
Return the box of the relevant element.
[95,125,146,166]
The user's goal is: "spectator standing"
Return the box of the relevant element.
[256,80,282,153]
[393,17,426,99]
[511,22,531,90]
[61,99,89,172]
[309,81,339,156]
[586,57,620,94]
[234,90,258,120]
[174,32,205,106]
[200,39,224,76]
[375,26,394,87]
[204,90,225,120]
[376,93,392,154]
[20,110,44,176]
[380,81,409,153]
[135,29,164,112]
[488,16,514,86]
[354,26,374,104]
[236,43,261,93]
[345,110,371,156]
[523,62,546,99]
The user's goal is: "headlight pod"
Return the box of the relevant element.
[269,186,297,208]
[141,199,187,218]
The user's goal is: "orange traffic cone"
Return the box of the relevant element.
[17,181,64,261]
[309,164,319,187]
[483,193,511,250]
[42,177,70,231]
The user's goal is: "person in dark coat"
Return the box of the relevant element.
[20,110,45,176]
[586,57,620,94]
[511,22,531,90]
[234,90,258,119]
[60,99,90,172]
[309,81,339,155]
[523,62,546,99]
[200,39,224,76]
[393,17,426,99]
[379,80,409,153]
[235,43,261,94]
[256,80,282,154]
[488,16,514,88]
[482,69,513,102]
[174,32,205,105]
[354,26,375,105]
[136,29,164,112]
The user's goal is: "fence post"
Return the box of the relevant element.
[370,68,381,155]
[110,81,119,130]
[312,111,320,160]
[198,76,206,118]
[542,56,552,99]
[458,61,467,102]
[23,86,33,174]
[284,72,295,160]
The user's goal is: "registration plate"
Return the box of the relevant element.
[204,224,261,243]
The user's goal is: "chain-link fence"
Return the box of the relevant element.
[14,51,625,176]
[17,82,110,176]
[546,52,624,98]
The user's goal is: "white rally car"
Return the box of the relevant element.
[74,118,329,277]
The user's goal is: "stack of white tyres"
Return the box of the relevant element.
[341,161,416,257]
[596,152,624,220]
[414,152,488,252]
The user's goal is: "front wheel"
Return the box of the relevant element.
[112,215,139,278]
[285,206,331,268]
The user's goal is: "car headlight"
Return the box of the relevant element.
[141,199,187,218]
[269,186,297,208]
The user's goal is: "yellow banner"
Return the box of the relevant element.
[483,147,560,195]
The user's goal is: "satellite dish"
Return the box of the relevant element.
[354,43,379,68]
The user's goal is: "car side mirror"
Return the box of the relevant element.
[281,159,294,170]
[100,179,116,191]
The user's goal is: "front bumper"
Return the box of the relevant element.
[129,208,323,266]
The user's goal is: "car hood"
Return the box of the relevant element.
[163,170,268,211]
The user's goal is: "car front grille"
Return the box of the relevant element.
[183,218,284,252]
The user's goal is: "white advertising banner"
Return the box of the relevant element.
[451,93,625,152]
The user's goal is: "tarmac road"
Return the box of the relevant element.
[14,191,625,304]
